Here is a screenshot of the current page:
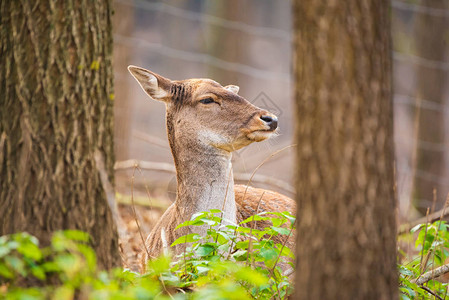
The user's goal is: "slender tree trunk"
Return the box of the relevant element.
[293,1,397,299]
[205,0,241,85]
[112,0,133,161]
[0,0,120,269]
[413,0,448,212]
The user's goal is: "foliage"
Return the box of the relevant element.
[399,220,449,299]
[0,210,295,299]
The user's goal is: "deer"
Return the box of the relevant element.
[127,65,296,273]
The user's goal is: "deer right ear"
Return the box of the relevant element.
[128,65,171,102]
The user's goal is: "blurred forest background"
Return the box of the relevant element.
[112,0,449,224]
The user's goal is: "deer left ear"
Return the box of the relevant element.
[224,85,239,94]
[128,65,172,102]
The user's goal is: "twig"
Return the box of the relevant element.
[216,166,233,247]
[131,165,151,259]
[241,144,296,204]
[0,132,6,165]
[114,159,295,195]
[135,165,155,210]
[419,208,430,274]
[282,268,294,277]
[271,219,296,276]
[115,159,176,173]
[413,263,449,285]
[234,173,295,195]
[246,192,265,268]
[419,285,444,300]
[399,204,449,235]
[159,275,175,300]
[133,130,169,149]
[94,150,127,238]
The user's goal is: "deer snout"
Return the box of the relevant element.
[260,114,278,131]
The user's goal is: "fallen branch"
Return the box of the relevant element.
[95,150,127,239]
[115,160,175,173]
[412,263,449,285]
[114,159,295,195]
[399,207,449,235]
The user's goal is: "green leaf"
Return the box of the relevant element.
[77,244,97,272]
[235,267,268,286]
[240,215,271,224]
[276,243,295,259]
[270,226,291,236]
[17,242,42,261]
[175,219,205,230]
[0,262,14,278]
[398,265,413,276]
[196,266,210,274]
[171,233,201,247]
[232,250,248,261]
[196,245,215,257]
[0,246,11,258]
[147,255,171,275]
[62,230,90,242]
[31,265,46,280]
[5,255,26,276]
[260,248,278,267]
[191,211,208,221]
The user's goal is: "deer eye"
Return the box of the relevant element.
[199,98,215,104]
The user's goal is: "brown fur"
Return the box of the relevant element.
[128,66,296,273]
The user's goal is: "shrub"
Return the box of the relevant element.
[0,209,295,299]
[399,220,449,299]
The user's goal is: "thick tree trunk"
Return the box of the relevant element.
[293,1,397,299]
[0,0,120,269]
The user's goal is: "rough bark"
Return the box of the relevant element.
[293,1,397,299]
[0,0,120,269]
[413,0,448,212]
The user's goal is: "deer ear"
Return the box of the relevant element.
[224,85,239,94]
[128,65,171,101]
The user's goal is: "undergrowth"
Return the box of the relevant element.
[399,220,449,299]
[0,210,295,299]
[3,210,449,299]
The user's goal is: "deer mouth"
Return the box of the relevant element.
[246,129,277,142]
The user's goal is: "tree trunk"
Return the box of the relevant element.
[112,0,133,161]
[413,0,448,212]
[293,1,397,299]
[0,0,120,269]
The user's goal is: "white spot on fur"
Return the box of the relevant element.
[198,129,230,147]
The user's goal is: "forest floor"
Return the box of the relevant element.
[117,201,167,272]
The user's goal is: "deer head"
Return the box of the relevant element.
[128,66,278,155]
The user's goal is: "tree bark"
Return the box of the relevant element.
[293,1,398,299]
[0,0,120,269]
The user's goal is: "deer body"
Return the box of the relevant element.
[128,66,295,273]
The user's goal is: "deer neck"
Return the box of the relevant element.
[167,125,236,225]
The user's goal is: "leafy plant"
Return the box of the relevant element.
[0,209,295,299]
[169,209,295,299]
[399,220,449,300]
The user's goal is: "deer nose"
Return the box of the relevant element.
[260,115,278,131]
